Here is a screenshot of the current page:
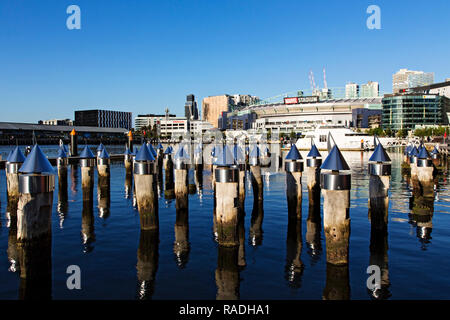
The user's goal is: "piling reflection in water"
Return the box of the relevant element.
[306,187,322,263]
[174,207,190,268]
[124,173,133,199]
[7,199,19,273]
[368,193,391,299]
[97,175,111,219]
[70,164,78,195]
[136,230,159,300]
[410,189,434,246]
[249,166,264,246]
[81,186,95,253]
[285,218,304,288]
[322,263,350,300]
[215,246,240,300]
[58,168,69,227]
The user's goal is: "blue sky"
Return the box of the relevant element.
[0,0,449,123]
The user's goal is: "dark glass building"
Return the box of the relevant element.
[185,94,199,121]
[381,94,450,131]
[75,110,132,130]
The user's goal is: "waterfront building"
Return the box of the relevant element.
[135,113,177,131]
[392,69,434,93]
[382,92,450,131]
[218,109,257,130]
[409,80,450,99]
[352,108,382,128]
[159,118,215,139]
[75,109,132,130]
[202,94,259,128]
[39,119,73,126]
[246,97,382,134]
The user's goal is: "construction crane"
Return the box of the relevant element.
[323,67,328,90]
[309,70,316,91]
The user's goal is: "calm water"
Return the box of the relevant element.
[0,145,449,299]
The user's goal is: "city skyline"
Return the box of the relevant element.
[0,0,449,123]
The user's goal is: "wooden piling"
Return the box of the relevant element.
[136,230,159,300]
[134,169,158,230]
[174,207,190,268]
[286,171,302,220]
[215,246,240,300]
[175,167,188,211]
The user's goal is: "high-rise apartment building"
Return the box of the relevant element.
[360,81,379,98]
[185,94,199,120]
[392,69,434,93]
[345,83,359,98]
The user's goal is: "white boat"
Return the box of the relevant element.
[294,125,402,151]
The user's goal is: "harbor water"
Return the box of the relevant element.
[0,145,449,299]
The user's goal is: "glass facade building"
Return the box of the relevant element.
[382,94,450,131]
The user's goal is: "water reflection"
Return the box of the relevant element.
[81,186,95,253]
[70,164,78,195]
[409,190,434,247]
[58,167,69,228]
[215,246,240,300]
[174,207,190,268]
[97,176,111,219]
[306,187,322,263]
[285,218,304,288]
[136,230,159,300]
[7,199,19,273]
[322,263,350,300]
[125,173,133,199]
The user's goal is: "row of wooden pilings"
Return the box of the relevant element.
[4,134,443,299]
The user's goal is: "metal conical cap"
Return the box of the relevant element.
[214,145,234,166]
[147,144,157,157]
[369,142,391,162]
[19,145,55,174]
[7,146,26,163]
[97,143,105,152]
[410,146,419,156]
[307,143,321,158]
[249,145,260,158]
[157,143,164,150]
[285,144,302,160]
[320,145,350,171]
[431,146,439,154]
[57,147,68,159]
[135,143,155,161]
[174,145,189,160]
[99,148,110,159]
[80,146,95,159]
[233,144,245,163]
[418,145,430,159]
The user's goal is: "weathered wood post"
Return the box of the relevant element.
[233,144,246,211]
[127,130,134,153]
[79,146,96,191]
[97,148,111,219]
[164,146,175,199]
[215,246,240,300]
[136,230,159,300]
[70,129,78,157]
[17,145,55,300]
[367,139,392,299]
[194,144,204,195]
[249,144,264,246]
[322,263,350,300]
[124,147,134,176]
[416,144,435,198]
[285,218,304,287]
[134,143,158,230]
[156,142,164,179]
[368,139,391,234]
[6,146,26,204]
[56,147,69,222]
[214,145,240,247]
[285,144,303,220]
[320,138,351,266]
[174,144,189,211]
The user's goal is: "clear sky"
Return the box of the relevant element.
[0,0,449,123]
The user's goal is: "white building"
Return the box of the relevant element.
[40,119,73,126]
[135,113,177,131]
[360,81,379,98]
[159,118,216,139]
[393,68,434,93]
[345,83,359,98]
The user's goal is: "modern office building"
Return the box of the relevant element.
[185,94,199,121]
[202,94,259,128]
[135,113,177,131]
[75,109,132,130]
[218,109,257,130]
[392,69,434,93]
[409,80,450,99]
[382,93,450,131]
